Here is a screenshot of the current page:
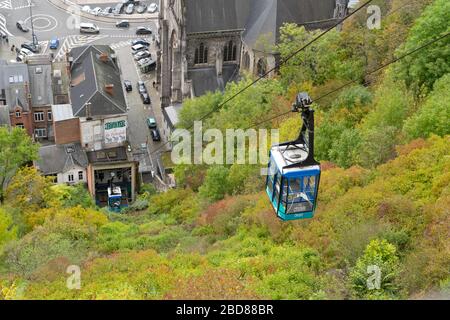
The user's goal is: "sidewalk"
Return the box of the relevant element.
[0,36,24,61]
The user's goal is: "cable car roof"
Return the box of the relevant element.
[270,143,320,176]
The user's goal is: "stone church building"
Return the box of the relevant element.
[159,0,348,107]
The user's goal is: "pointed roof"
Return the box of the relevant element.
[69,45,126,117]
[37,143,88,175]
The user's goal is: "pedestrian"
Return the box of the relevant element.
[152,81,156,88]
[11,44,15,52]
[5,36,8,44]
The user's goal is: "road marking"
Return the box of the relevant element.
[0,0,12,10]
[11,0,34,10]
[0,13,12,36]
[53,34,107,61]
[110,40,132,50]
[24,15,58,32]
[39,40,49,54]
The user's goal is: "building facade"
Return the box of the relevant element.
[159,0,348,107]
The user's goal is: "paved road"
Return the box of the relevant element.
[115,39,167,180]
[0,0,158,57]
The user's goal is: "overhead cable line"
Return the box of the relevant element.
[152,0,374,154]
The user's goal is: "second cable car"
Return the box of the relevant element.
[265,93,321,221]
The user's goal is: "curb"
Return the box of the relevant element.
[47,0,158,24]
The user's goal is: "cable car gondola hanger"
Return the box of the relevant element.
[265,92,321,221]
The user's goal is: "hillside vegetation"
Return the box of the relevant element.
[1,0,449,299]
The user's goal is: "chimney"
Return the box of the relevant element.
[105,84,114,95]
[99,52,109,62]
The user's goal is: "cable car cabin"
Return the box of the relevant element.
[265,92,321,221]
[266,144,320,220]
[108,186,126,213]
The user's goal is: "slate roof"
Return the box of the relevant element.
[0,105,10,127]
[27,57,54,107]
[0,61,30,112]
[69,45,127,117]
[37,143,88,175]
[185,0,250,33]
[185,0,342,47]
[243,0,340,48]
[188,64,239,97]
[162,103,182,130]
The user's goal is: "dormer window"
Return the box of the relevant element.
[15,110,21,118]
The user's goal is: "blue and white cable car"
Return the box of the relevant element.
[265,93,321,221]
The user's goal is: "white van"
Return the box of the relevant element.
[79,23,100,34]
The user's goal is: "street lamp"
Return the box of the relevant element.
[28,0,38,46]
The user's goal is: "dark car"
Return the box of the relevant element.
[151,129,161,141]
[137,81,147,94]
[136,26,152,35]
[124,80,132,92]
[125,3,134,14]
[113,3,124,15]
[116,20,130,28]
[16,21,29,32]
[21,43,40,53]
[141,92,151,104]
[131,38,150,47]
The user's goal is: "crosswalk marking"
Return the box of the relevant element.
[53,35,107,61]
[110,40,132,50]
[39,40,49,54]
[12,0,34,10]
[0,0,12,10]
[0,14,12,36]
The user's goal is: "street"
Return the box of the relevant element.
[0,0,158,58]
[0,0,167,186]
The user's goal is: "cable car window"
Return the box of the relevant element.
[273,174,281,206]
[266,159,277,196]
[282,176,315,214]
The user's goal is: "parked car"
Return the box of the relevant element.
[81,5,91,13]
[91,7,102,16]
[16,21,29,32]
[147,117,157,129]
[131,39,150,47]
[19,47,33,56]
[113,3,124,15]
[49,37,60,49]
[79,23,100,34]
[125,3,134,14]
[148,3,158,13]
[104,7,113,14]
[21,42,40,53]
[124,80,132,92]
[116,20,130,28]
[151,129,161,141]
[133,50,151,61]
[138,57,152,66]
[138,81,147,94]
[136,4,147,13]
[141,92,151,104]
[136,26,152,35]
[17,47,33,61]
[131,43,147,53]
